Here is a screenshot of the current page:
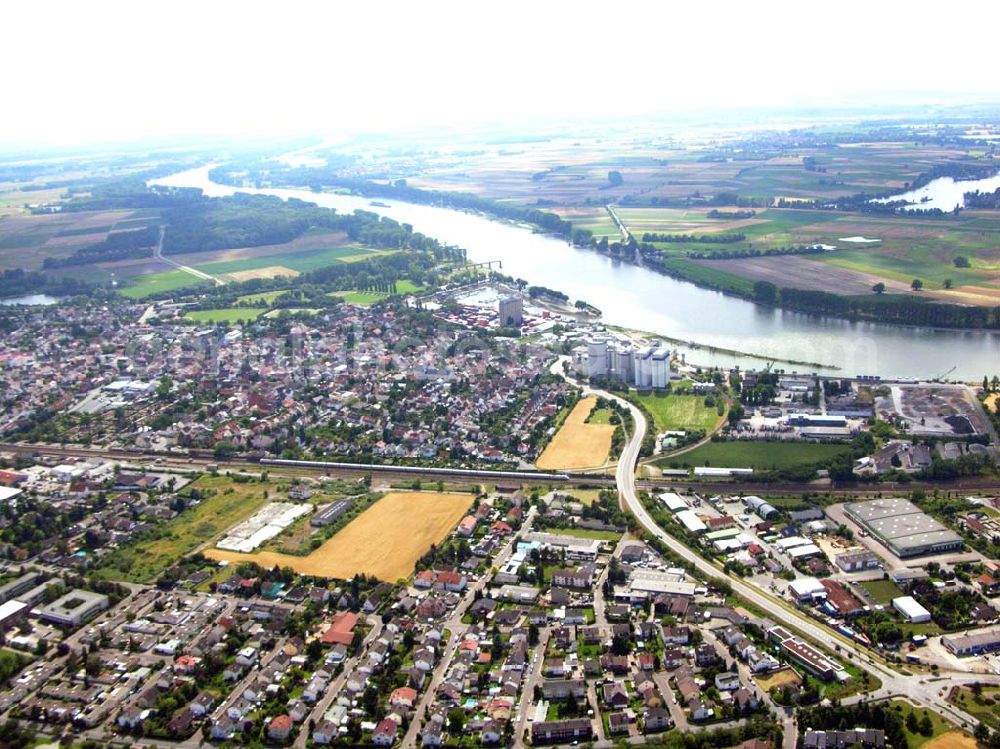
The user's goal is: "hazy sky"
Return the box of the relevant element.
[4,0,1000,146]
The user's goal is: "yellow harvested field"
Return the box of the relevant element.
[930,285,1000,307]
[985,394,999,413]
[226,265,300,282]
[536,396,615,470]
[204,491,470,581]
[921,733,976,749]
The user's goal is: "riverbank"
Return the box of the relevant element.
[150,166,1000,380]
[604,324,839,372]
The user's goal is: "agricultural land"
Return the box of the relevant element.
[203,491,471,581]
[536,395,616,470]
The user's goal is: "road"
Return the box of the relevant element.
[293,617,385,749]
[152,224,222,285]
[548,358,987,730]
[400,507,539,749]
[605,205,631,244]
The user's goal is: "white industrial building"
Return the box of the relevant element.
[786,543,823,560]
[675,510,707,534]
[694,467,754,478]
[650,347,671,389]
[788,577,827,602]
[216,502,313,553]
[575,337,670,388]
[498,296,523,327]
[774,536,812,552]
[633,347,653,387]
[893,596,932,623]
[660,493,689,513]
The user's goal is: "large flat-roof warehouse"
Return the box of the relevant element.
[844,498,962,558]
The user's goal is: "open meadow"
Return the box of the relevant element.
[94,475,271,583]
[630,391,722,434]
[662,440,849,470]
[92,229,393,298]
[0,209,148,270]
[536,395,616,470]
[331,279,423,306]
[204,491,471,581]
[118,270,212,299]
[184,307,266,323]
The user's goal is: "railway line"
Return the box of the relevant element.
[4,442,1000,496]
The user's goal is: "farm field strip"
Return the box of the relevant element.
[536,395,615,470]
[630,391,722,434]
[204,491,471,581]
[663,440,849,470]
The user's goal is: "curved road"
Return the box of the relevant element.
[550,356,987,729]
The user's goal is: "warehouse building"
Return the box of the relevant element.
[311,499,352,527]
[676,510,707,534]
[787,543,823,560]
[787,413,847,428]
[942,628,1000,657]
[834,549,881,572]
[788,577,828,602]
[660,493,688,513]
[743,496,779,520]
[844,498,963,558]
[893,596,931,623]
[499,296,523,328]
[522,532,602,561]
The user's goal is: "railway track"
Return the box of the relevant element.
[4,441,1000,495]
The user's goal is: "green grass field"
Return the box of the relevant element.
[858,579,904,604]
[663,440,849,470]
[236,289,290,304]
[549,526,622,542]
[949,686,1000,731]
[331,280,423,306]
[884,699,955,749]
[119,270,212,299]
[586,407,614,425]
[263,307,320,318]
[196,246,377,275]
[184,307,266,323]
[93,475,271,583]
[630,392,721,434]
[618,201,1000,300]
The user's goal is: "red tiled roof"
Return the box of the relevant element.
[321,611,359,645]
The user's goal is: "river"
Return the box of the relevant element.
[0,294,61,306]
[152,167,1000,381]
[874,171,1000,212]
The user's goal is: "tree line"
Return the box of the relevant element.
[641,232,746,244]
[210,163,577,240]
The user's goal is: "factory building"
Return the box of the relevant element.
[632,347,653,387]
[610,347,634,382]
[942,628,1000,656]
[498,296,523,327]
[575,337,671,388]
[844,498,963,558]
[651,347,671,389]
[586,339,608,379]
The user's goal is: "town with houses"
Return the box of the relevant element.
[1,277,1000,749]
